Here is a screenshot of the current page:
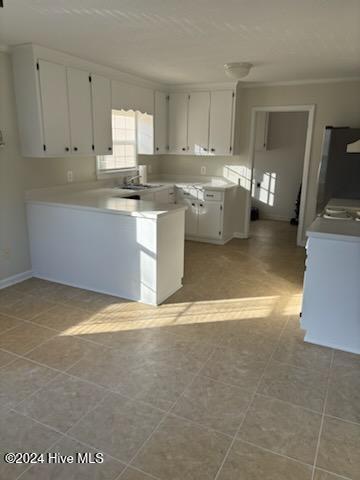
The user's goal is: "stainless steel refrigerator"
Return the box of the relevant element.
[316,126,360,213]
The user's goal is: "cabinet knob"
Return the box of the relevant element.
[191,203,195,206]
[65,147,69,152]
[203,148,208,151]
[108,147,112,151]
[73,147,78,151]
[211,148,215,152]
[182,147,186,151]
[156,147,159,151]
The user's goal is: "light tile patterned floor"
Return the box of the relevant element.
[0,221,359,480]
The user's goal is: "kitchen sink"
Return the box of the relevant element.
[116,184,161,190]
[125,194,141,200]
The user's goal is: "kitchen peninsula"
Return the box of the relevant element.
[26,186,186,305]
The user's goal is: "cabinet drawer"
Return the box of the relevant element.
[199,190,223,202]
[176,186,198,201]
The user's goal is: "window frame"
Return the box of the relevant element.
[96,109,139,178]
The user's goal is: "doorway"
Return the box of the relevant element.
[246,105,315,246]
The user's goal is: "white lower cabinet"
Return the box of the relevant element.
[176,187,225,242]
[198,201,223,239]
[184,199,199,236]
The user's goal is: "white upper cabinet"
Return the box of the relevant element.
[38,60,71,155]
[137,112,154,154]
[168,93,189,154]
[187,92,210,155]
[154,91,168,154]
[209,90,234,155]
[67,67,93,155]
[12,45,127,157]
[91,74,112,155]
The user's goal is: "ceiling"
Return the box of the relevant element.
[0,0,359,85]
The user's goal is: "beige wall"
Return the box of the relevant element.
[158,154,240,177]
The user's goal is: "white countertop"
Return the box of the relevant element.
[26,176,237,219]
[148,177,237,191]
[26,187,186,219]
[307,216,360,242]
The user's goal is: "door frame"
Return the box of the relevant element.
[245,104,316,246]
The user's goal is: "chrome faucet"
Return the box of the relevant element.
[125,174,141,186]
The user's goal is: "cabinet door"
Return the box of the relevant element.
[67,68,93,154]
[91,74,112,155]
[168,93,189,154]
[154,189,170,204]
[154,91,168,154]
[188,92,210,155]
[38,60,70,155]
[198,201,223,239]
[209,90,234,155]
[184,199,198,236]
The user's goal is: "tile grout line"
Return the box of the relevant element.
[311,349,335,480]
[213,312,292,480]
[2,293,354,478]
[2,316,357,426]
[14,390,118,480]
[8,339,357,474]
[314,467,353,480]
[119,345,221,476]
[235,438,314,470]
[10,341,220,480]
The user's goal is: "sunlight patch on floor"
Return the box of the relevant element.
[59,294,301,336]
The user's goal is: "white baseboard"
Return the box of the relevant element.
[186,235,232,245]
[259,215,290,222]
[0,270,33,290]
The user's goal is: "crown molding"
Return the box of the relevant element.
[239,76,360,88]
[165,81,237,92]
[10,43,167,90]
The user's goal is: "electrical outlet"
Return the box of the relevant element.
[148,164,152,174]
[67,170,73,183]
[201,166,206,175]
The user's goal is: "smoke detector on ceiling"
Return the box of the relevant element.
[224,62,252,79]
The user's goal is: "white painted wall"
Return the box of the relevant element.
[252,111,308,221]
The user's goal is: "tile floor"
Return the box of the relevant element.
[0,221,359,480]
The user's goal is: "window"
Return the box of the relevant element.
[97,109,137,173]
[97,109,154,175]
